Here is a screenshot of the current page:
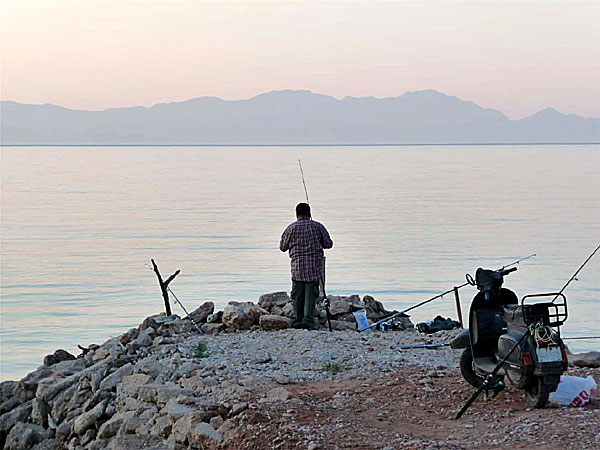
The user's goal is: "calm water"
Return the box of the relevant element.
[1,145,599,381]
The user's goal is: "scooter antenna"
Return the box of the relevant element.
[298,159,310,204]
[553,244,600,301]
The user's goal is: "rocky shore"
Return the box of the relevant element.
[1,293,598,450]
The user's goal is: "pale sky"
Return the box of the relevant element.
[1,0,599,119]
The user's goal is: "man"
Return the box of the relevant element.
[280,203,333,330]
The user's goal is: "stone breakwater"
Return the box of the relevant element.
[3,292,598,450]
[0,293,427,450]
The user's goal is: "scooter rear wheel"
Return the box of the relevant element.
[524,377,553,408]
[460,348,485,388]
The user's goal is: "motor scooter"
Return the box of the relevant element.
[451,266,569,408]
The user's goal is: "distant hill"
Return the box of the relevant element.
[1,90,598,145]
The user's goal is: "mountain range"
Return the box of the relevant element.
[1,90,598,145]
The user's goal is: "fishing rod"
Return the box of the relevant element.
[298,159,310,205]
[358,254,537,332]
[297,159,332,331]
[455,244,600,419]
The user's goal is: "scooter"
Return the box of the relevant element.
[451,266,569,408]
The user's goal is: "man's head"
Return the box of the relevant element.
[295,202,311,219]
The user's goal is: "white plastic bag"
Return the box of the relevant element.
[549,375,597,407]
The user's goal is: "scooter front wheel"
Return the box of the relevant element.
[524,377,553,408]
[460,348,485,388]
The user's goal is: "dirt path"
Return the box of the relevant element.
[225,365,600,450]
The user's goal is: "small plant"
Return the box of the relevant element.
[322,361,343,376]
[194,342,209,358]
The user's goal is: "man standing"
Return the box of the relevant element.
[280,203,333,330]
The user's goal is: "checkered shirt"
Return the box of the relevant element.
[280,219,333,282]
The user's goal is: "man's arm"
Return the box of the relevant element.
[319,224,333,249]
[280,226,291,252]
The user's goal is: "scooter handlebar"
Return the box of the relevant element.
[501,267,517,276]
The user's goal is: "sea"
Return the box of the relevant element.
[1,144,599,381]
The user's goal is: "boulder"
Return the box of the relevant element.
[189,302,214,323]
[328,297,351,316]
[345,294,365,310]
[30,398,49,427]
[222,302,256,330]
[0,400,33,444]
[108,434,162,450]
[570,351,600,368]
[139,316,159,332]
[330,320,356,331]
[4,422,49,450]
[281,303,294,318]
[73,399,107,435]
[158,319,194,335]
[119,328,139,346]
[258,292,290,310]
[206,311,223,324]
[43,349,75,367]
[265,387,293,401]
[189,422,222,446]
[99,363,134,391]
[259,315,291,331]
[201,323,224,335]
[97,412,134,439]
[249,305,269,320]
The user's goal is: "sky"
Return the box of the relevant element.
[1,0,599,119]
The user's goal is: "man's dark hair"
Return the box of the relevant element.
[296,202,311,217]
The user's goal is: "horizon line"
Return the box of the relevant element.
[2,142,599,148]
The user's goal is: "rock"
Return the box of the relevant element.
[281,302,294,318]
[80,428,96,446]
[189,301,215,323]
[345,294,365,310]
[151,415,173,437]
[190,422,222,446]
[4,422,49,450]
[117,374,151,398]
[222,302,256,330]
[119,328,139,346]
[161,398,195,420]
[158,320,194,335]
[172,413,201,444]
[73,399,107,435]
[249,305,269,320]
[108,434,162,450]
[229,402,248,417]
[55,419,73,442]
[97,412,133,439]
[266,387,293,401]
[259,314,291,331]
[99,363,134,391]
[136,384,193,406]
[134,358,168,379]
[333,312,356,322]
[570,351,600,368]
[139,316,159,332]
[53,357,88,374]
[0,400,33,442]
[329,297,351,316]
[330,320,356,331]
[209,415,224,429]
[258,291,290,309]
[207,311,223,324]
[30,398,50,427]
[30,439,55,450]
[201,323,224,335]
[133,329,155,348]
[43,349,76,367]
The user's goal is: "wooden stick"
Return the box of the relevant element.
[454,286,464,329]
[151,259,180,316]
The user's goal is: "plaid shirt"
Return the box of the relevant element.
[280,219,333,282]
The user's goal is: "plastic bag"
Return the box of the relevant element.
[353,309,371,332]
[549,375,597,407]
